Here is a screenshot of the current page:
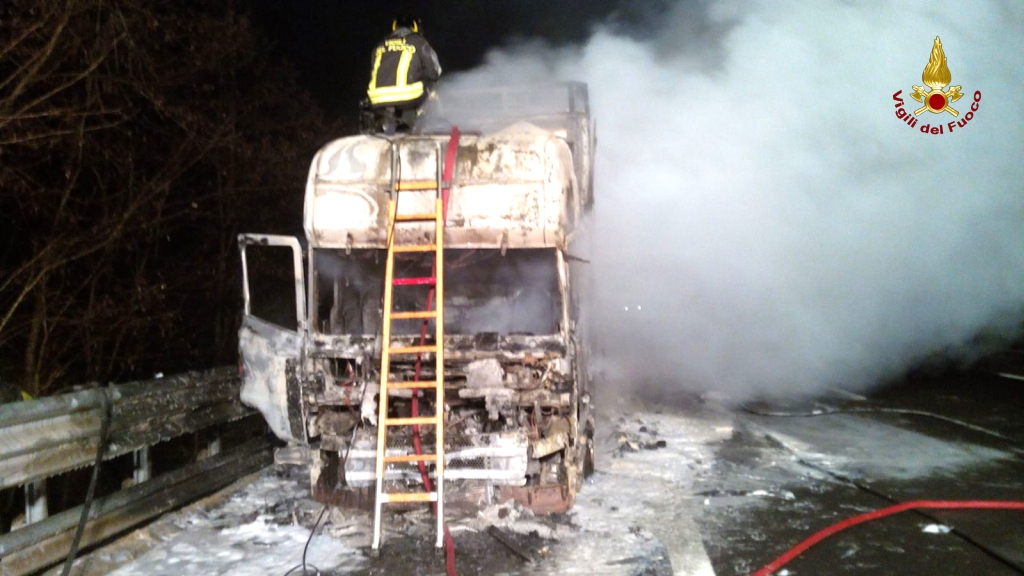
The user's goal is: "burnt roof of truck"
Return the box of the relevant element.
[421,81,590,134]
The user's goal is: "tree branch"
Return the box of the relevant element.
[0,29,125,132]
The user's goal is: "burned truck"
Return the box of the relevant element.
[238,82,595,513]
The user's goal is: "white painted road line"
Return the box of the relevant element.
[826,387,868,401]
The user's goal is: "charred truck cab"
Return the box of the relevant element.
[238,83,595,513]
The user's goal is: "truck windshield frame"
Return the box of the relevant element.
[309,247,566,338]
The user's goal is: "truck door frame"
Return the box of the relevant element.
[237,234,310,444]
[240,234,307,332]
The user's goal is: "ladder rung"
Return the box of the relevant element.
[396,180,439,191]
[383,491,438,503]
[388,380,441,389]
[394,213,438,222]
[384,453,438,463]
[386,416,439,426]
[390,310,437,320]
[389,345,436,355]
[392,244,438,253]
[393,276,435,286]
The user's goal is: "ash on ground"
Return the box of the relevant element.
[61,395,728,575]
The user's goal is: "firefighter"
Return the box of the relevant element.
[364,14,442,134]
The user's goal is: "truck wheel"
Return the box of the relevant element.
[582,428,595,478]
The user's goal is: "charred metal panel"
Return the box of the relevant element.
[445,333,567,359]
[326,431,530,487]
[238,316,304,444]
[284,360,306,441]
[308,333,567,361]
[427,82,594,209]
[498,484,573,515]
[303,124,578,250]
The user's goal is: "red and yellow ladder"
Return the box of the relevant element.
[372,128,461,553]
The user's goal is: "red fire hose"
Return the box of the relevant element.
[410,283,456,576]
[410,127,460,576]
[752,500,1024,576]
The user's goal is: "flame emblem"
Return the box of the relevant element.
[911,37,963,116]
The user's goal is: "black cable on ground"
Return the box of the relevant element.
[283,503,328,576]
[283,370,369,576]
[761,431,1024,575]
[61,387,112,576]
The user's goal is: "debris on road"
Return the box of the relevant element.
[613,419,670,454]
[487,525,537,564]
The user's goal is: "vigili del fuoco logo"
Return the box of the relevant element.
[892,36,981,135]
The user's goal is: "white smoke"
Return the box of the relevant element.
[439,0,1024,400]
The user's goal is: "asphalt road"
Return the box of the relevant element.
[695,371,1024,576]
[49,368,1024,576]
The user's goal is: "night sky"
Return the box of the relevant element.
[247,0,670,116]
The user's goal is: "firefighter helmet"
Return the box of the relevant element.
[392,14,421,34]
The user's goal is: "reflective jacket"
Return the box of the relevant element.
[367,28,442,106]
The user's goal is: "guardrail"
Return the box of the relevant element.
[0,367,251,490]
[0,367,272,575]
[0,437,274,575]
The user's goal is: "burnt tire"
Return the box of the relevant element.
[582,433,595,478]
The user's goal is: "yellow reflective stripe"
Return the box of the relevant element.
[368,82,425,104]
[396,49,414,87]
[368,46,385,92]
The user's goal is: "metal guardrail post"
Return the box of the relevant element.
[207,425,222,458]
[25,479,48,524]
[132,448,151,485]
[0,437,274,575]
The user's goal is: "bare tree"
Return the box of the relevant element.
[0,0,339,395]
